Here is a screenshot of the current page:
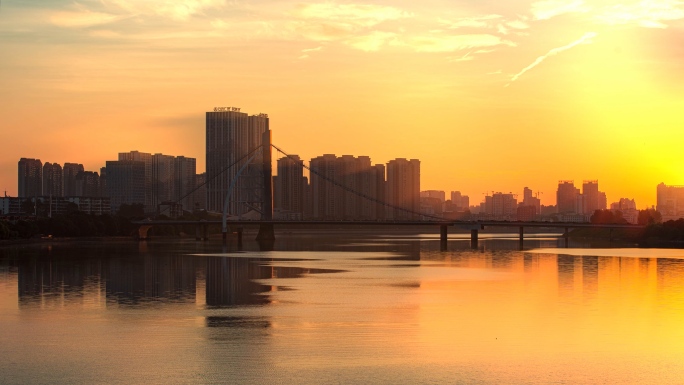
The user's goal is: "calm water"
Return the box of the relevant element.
[2,233,684,384]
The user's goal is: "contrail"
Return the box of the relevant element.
[506,32,597,86]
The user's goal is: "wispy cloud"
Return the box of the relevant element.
[596,1,684,29]
[531,0,589,20]
[346,31,397,52]
[294,3,411,27]
[399,33,516,53]
[103,0,227,21]
[298,46,323,59]
[507,32,597,86]
[50,10,124,28]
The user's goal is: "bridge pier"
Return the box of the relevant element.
[564,227,569,248]
[440,225,448,251]
[519,226,524,249]
[471,229,478,249]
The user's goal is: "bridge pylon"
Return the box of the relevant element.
[256,129,275,242]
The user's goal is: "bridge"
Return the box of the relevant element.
[135,129,644,250]
[133,218,644,250]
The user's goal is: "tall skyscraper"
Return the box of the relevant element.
[657,183,684,221]
[174,156,197,212]
[42,162,63,197]
[556,181,579,213]
[75,171,100,197]
[309,154,384,220]
[119,151,153,210]
[522,186,541,214]
[193,172,207,211]
[582,180,600,215]
[206,107,269,215]
[421,190,445,202]
[310,154,342,220]
[18,158,42,198]
[151,153,175,209]
[105,160,145,213]
[63,163,84,197]
[386,158,420,220]
[274,155,307,218]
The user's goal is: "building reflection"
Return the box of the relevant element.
[205,256,272,307]
[103,255,197,305]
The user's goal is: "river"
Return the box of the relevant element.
[2,233,684,384]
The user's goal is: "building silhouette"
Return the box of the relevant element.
[556,180,579,214]
[205,107,269,215]
[657,183,684,221]
[386,158,420,220]
[308,154,385,220]
[105,160,145,213]
[118,151,197,214]
[63,163,84,197]
[18,158,42,198]
[118,151,153,210]
[274,155,307,220]
[174,156,197,213]
[42,162,63,197]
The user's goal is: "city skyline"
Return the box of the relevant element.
[2,1,684,207]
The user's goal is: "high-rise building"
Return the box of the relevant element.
[450,191,470,211]
[657,183,684,221]
[373,164,386,220]
[556,181,579,213]
[274,155,307,219]
[522,186,541,215]
[206,107,269,216]
[151,153,175,209]
[174,156,197,213]
[63,163,84,197]
[75,171,100,197]
[119,151,153,210]
[386,158,420,220]
[99,167,107,198]
[42,162,63,197]
[310,154,343,220]
[105,160,145,213]
[18,158,42,198]
[582,180,600,215]
[308,154,384,220]
[193,173,207,211]
[421,190,445,202]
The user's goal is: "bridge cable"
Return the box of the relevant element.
[270,143,445,221]
[163,145,263,216]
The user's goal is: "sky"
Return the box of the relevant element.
[1,0,683,207]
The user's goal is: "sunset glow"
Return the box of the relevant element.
[2,0,683,206]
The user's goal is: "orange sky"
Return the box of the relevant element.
[1,0,683,207]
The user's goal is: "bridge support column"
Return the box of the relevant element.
[471,229,478,249]
[519,226,524,250]
[440,225,448,251]
[196,224,201,241]
[237,227,243,248]
[564,227,569,248]
[609,227,613,242]
[256,129,276,242]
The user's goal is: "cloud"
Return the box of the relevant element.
[441,15,503,29]
[507,32,597,86]
[50,10,123,28]
[294,3,410,27]
[400,33,515,53]
[103,0,227,21]
[531,0,589,20]
[596,1,684,28]
[346,31,397,51]
[298,46,323,59]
